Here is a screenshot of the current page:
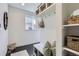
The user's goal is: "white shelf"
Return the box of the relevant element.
[63,24,79,27]
[37,3,56,16]
[63,47,79,55]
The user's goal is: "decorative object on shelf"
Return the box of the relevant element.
[3,12,8,30]
[71,9,79,16]
[39,18,45,28]
[66,35,79,52]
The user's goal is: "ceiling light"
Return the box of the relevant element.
[21,3,24,6]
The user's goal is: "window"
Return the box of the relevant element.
[25,16,36,30]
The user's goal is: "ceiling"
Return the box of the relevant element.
[8,3,40,12]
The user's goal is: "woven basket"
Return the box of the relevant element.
[65,15,79,24]
[67,36,79,52]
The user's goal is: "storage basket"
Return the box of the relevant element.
[65,15,79,24]
[67,35,79,52]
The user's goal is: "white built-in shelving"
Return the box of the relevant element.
[63,47,79,55]
[63,24,79,27]
[62,3,79,56]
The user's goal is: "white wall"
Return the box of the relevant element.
[0,4,8,56]
[8,6,40,47]
[37,6,57,45]
[66,3,79,16]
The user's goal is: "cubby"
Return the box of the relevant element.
[62,3,79,56]
[35,3,56,56]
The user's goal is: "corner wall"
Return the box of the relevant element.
[8,6,40,47]
[0,3,8,56]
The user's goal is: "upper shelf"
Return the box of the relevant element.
[63,24,79,27]
[36,3,56,16]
